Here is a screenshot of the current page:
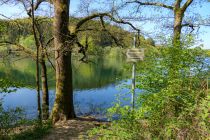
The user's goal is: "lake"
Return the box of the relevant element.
[0,54,133,119]
[1,53,209,120]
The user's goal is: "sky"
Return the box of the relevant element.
[0,0,210,49]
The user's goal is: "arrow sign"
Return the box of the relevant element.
[126,48,144,62]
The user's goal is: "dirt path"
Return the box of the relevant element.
[43,117,108,140]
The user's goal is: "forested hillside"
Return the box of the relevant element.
[0,17,155,54]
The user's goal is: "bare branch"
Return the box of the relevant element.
[76,37,89,63]
[75,13,140,33]
[174,0,182,9]
[27,0,48,16]
[99,16,124,47]
[45,50,55,71]
[46,37,54,46]
[181,0,193,12]
[34,0,46,10]
[182,23,196,33]
[126,0,174,10]
[0,0,10,5]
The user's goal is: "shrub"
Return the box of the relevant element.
[88,38,210,139]
[0,104,25,137]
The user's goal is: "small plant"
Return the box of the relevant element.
[0,104,25,137]
[10,120,52,140]
[0,79,26,138]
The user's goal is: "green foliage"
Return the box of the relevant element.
[19,35,35,49]
[0,22,6,33]
[0,119,52,140]
[10,121,52,140]
[88,37,210,139]
[0,79,26,138]
[145,37,155,46]
[0,79,18,94]
[0,78,50,140]
[0,104,25,137]
[80,37,103,55]
[0,17,154,53]
[75,19,136,48]
[206,49,210,57]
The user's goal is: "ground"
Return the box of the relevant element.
[43,117,108,140]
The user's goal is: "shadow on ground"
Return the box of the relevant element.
[43,117,108,140]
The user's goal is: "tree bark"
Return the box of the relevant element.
[41,54,49,120]
[31,0,42,121]
[51,0,76,123]
[173,9,183,48]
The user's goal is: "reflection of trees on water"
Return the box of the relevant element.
[0,59,36,87]
[73,57,126,89]
[0,56,128,90]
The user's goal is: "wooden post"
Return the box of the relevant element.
[207,77,209,95]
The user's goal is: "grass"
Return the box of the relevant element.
[1,120,52,140]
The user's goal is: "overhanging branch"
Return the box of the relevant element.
[27,0,48,16]
[99,16,124,47]
[76,37,89,62]
[75,13,140,33]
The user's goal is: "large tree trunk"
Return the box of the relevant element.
[51,0,76,123]
[41,55,49,120]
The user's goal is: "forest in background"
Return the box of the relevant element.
[0,17,155,55]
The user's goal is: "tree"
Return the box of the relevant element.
[50,0,76,123]
[50,0,139,122]
[124,0,206,80]
[29,3,51,120]
[0,0,52,120]
[31,0,42,121]
[126,0,195,47]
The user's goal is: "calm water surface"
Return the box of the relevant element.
[2,55,208,119]
[0,55,132,119]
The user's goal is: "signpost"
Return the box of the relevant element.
[126,36,144,109]
[126,48,144,62]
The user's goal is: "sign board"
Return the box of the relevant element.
[126,48,144,62]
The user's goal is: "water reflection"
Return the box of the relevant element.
[0,56,128,89]
[0,55,131,119]
[72,56,126,89]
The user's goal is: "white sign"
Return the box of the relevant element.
[126,48,144,62]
